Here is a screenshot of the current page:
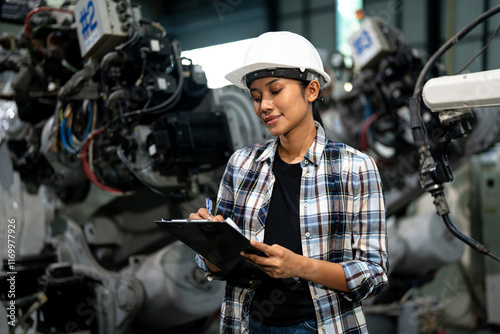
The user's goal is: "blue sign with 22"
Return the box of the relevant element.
[352,30,373,56]
[79,0,98,40]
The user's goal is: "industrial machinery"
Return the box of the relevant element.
[1,0,500,333]
[0,0,269,332]
[323,10,500,334]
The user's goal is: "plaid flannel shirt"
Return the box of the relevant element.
[196,123,388,333]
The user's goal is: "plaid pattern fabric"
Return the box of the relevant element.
[197,124,388,333]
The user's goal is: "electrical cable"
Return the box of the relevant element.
[60,105,79,154]
[410,3,500,148]
[66,108,78,149]
[79,128,130,195]
[69,100,94,147]
[454,23,500,75]
[85,100,94,134]
[61,59,79,73]
[78,37,184,194]
[442,214,500,262]
[24,6,74,55]
[88,101,98,173]
[96,40,183,128]
[60,117,78,153]
[150,21,167,38]
[414,3,500,98]
[138,40,184,114]
[60,101,94,154]
[407,4,500,262]
[116,30,141,52]
[114,0,141,52]
[134,159,155,171]
[116,144,177,198]
[134,47,149,87]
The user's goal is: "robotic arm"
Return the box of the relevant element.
[423,68,500,111]
[418,69,500,262]
[411,7,500,261]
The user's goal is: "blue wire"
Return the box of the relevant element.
[60,101,95,154]
[85,101,93,134]
[60,117,79,154]
[67,125,76,149]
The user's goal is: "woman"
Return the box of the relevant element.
[190,31,388,333]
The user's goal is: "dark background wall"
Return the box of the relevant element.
[135,0,500,75]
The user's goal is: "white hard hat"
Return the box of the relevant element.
[225,31,331,89]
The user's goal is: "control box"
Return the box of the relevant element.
[74,0,139,58]
[349,18,394,70]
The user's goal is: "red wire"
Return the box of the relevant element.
[24,6,74,55]
[24,7,126,195]
[79,128,125,194]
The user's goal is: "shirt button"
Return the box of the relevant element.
[305,232,310,237]
[305,160,309,164]
[315,294,319,300]
[322,325,326,330]
[305,173,310,178]
[304,203,308,208]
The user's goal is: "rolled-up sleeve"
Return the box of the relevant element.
[340,155,388,303]
[195,254,226,281]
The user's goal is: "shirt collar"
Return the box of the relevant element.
[254,121,327,166]
[304,122,327,166]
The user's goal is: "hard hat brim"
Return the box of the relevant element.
[225,62,331,89]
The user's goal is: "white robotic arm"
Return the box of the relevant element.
[417,69,500,263]
[423,68,500,111]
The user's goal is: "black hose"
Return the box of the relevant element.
[117,145,178,198]
[413,3,500,98]
[140,40,185,114]
[442,214,500,262]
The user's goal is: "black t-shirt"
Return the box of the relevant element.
[249,150,316,326]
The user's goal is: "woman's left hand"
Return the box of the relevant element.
[241,240,306,279]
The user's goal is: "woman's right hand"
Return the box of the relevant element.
[189,208,224,221]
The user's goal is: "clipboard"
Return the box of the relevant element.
[154,219,266,273]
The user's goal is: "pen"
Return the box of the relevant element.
[206,198,213,218]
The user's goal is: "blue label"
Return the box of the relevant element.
[79,0,98,40]
[352,29,373,56]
